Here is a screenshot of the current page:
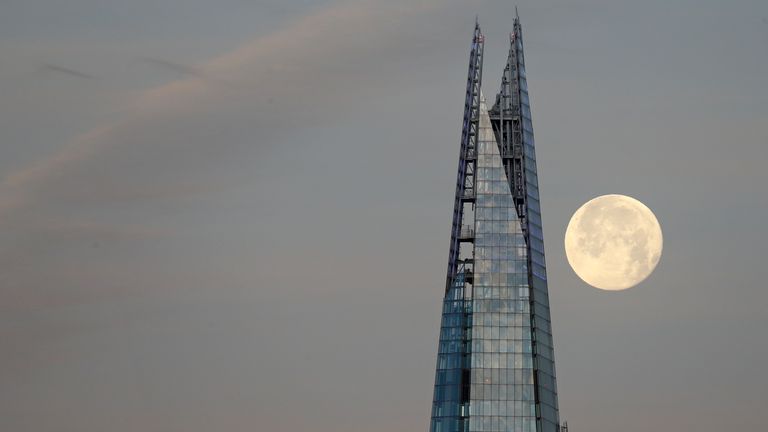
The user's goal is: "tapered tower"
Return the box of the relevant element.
[430,15,563,432]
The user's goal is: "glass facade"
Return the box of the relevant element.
[514,29,560,432]
[430,16,560,432]
[468,99,537,432]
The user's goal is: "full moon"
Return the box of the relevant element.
[564,194,663,291]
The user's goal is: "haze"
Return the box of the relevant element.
[1,1,767,431]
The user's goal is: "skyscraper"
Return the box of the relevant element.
[429,15,563,432]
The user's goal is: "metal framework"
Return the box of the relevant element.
[489,21,527,226]
[447,21,484,290]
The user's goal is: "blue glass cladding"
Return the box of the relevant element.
[467,99,537,432]
[431,276,469,432]
[515,30,560,432]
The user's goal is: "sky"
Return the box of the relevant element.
[1,0,767,431]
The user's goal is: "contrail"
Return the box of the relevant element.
[139,57,204,78]
[40,64,96,79]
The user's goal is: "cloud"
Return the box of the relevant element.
[0,0,448,309]
[1,0,443,223]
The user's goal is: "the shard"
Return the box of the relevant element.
[429,14,564,432]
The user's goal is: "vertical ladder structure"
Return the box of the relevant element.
[430,14,564,432]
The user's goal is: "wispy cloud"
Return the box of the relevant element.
[1,0,445,221]
[0,0,447,309]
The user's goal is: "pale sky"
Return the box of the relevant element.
[1,1,767,431]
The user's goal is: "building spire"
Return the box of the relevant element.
[473,16,484,44]
[513,7,522,41]
[430,18,562,432]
